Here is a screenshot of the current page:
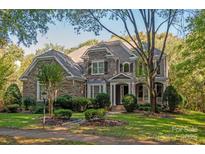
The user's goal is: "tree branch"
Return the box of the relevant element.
[88,10,147,62]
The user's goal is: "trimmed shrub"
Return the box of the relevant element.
[6,104,19,113]
[54,109,72,119]
[23,97,35,110]
[30,103,48,114]
[163,85,182,112]
[72,97,90,112]
[54,95,72,109]
[138,103,162,112]
[84,108,106,120]
[95,93,110,109]
[122,94,137,112]
[87,98,96,109]
[3,83,22,106]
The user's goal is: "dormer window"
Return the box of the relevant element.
[91,60,104,75]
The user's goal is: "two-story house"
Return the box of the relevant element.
[20,40,168,106]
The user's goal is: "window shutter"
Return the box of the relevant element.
[88,62,91,75]
[104,61,108,74]
[130,63,133,73]
[120,63,123,72]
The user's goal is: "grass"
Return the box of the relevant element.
[0,113,41,128]
[72,111,205,144]
[0,111,205,144]
[0,135,90,145]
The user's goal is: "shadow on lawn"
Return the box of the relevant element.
[73,112,205,144]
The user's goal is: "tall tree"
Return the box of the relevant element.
[60,9,184,112]
[35,43,66,55]
[37,63,63,116]
[173,10,205,112]
[0,10,56,47]
[0,44,23,93]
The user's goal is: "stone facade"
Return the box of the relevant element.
[20,41,168,105]
[21,58,84,101]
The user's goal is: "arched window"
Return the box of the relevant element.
[123,63,130,72]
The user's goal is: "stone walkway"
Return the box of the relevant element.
[0,127,159,145]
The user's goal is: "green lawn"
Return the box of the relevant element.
[72,111,205,144]
[0,111,205,144]
[0,113,41,128]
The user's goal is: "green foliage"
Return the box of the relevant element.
[137,104,162,112]
[72,97,90,112]
[54,109,72,119]
[163,85,182,112]
[35,43,67,55]
[37,63,63,85]
[0,44,23,93]
[84,108,106,121]
[5,104,20,113]
[65,39,99,54]
[87,98,96,109]
[37,63,63,115]
[30,103,48,114]
[23,97,35,110]
[171,10,205,112]
[55,95,72,109]
[3,83,22,106]
[0,10,56,47]
[95,93,110,109]
[122,94,137,112]
[136,60,146,77]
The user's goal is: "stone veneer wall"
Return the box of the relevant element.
[85,50,118,80]
[22,58,85,101]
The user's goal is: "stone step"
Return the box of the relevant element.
[110,105,126,112]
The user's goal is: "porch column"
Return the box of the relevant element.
[132,82,136,95]
[87,84,91,98]
[113,83,116,106]
[128,82,131,94]
[110,83,113,105]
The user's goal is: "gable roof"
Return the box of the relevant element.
[108,73,133,81]
[123,41,165,56]
[82,40,136,61]
[20,50,84,80]
[68,45,91,63]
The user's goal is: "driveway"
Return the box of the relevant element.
[0,127,159,145]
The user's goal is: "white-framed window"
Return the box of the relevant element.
[123,63,130,72]
[120,62,131,73]
[37,81,46,101]
[87,84,106,98]
[91,60,104,75]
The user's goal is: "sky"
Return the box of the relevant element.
[12,11,182,55]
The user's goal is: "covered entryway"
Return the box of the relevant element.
[116,83,129,105]
[135,82,165,104]
[135,83,149,104]
[108,73,135,106]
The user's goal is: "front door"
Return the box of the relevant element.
[120,85,128,104]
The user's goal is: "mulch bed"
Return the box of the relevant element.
[80,119,128,127]
[40,117,82,126]
[134,110,176,119]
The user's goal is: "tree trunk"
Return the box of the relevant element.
[47,82,53,117]
[148,75,157,113]
[147,61,157,113]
